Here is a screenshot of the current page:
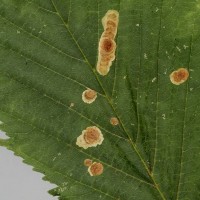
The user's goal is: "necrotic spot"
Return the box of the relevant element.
[82,89,97,104]
[76,126,104,149]
[110,117,119,126]
[170,68,189,85]
[84,159,93,167]
[88,162,104,176]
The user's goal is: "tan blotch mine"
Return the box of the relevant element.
[96,10,119,76]
[110,117,119,126]
[82,89,97,104]
[84,159,93,167]
[76,126,104,149]
[88,162,104,176]
[170,68,189,85]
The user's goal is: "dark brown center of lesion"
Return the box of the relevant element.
[85,90,97,100]
[90,163,103,176]
[101,38,114,53]
[84,128,100,144]
[173,69,189,82]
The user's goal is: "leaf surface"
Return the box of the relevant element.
[0,0,200,199]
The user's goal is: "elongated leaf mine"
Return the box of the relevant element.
[170,68,189,85]
[84,159,93,167]
[82,89,97,104]
[76,126,104,149]
[96,10,119,76]
[88,162,104,176]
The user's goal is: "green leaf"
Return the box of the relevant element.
[0,0,200,199]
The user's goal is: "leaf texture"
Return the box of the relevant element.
[0,0,200,199]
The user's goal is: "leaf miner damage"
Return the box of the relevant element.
[96,10,119,76]
[84,159,93,167]
[110,117,119,126]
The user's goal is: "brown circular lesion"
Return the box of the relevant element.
[173,69,189,82]
[170,68,189,85]
[82,89,97,104]
[76,126,104,149]
[84,89,97,100]
[88,162,104,176]
[84,127,101,144]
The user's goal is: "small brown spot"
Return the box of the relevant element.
[84,159,93,167]
[76,126,104,149]
[170,68,189,85]
[88,162,104,176]
[82,89,97,104]
[110,117,119,126]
